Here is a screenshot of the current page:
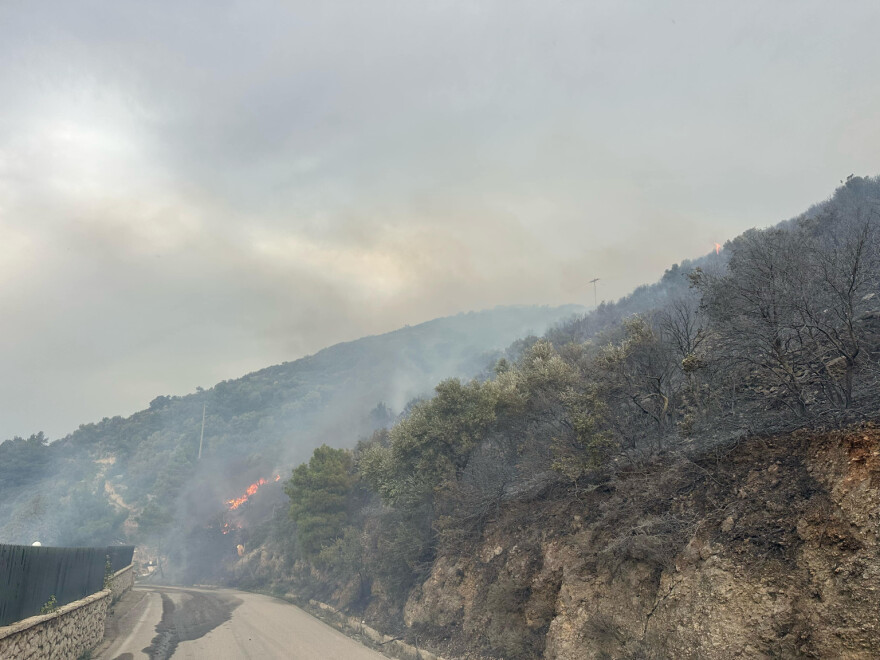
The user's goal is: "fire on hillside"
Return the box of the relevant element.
[225,475,282,510]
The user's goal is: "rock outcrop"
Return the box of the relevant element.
[402,425,880,659]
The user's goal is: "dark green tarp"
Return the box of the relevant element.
[0,544,134,626]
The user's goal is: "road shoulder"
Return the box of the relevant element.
[94,588,156,659]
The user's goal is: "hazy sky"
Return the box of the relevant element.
[2,1,879,439]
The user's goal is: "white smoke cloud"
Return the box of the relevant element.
[1,0,879,438]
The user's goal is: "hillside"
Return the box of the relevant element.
[227,176,880,659]
[400,424,880,659]
[4,175,879,658]
[0,303,583,553]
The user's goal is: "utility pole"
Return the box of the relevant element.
[589,278,600,307]
[198,403,206,460]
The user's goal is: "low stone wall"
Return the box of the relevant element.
[109,565,134,602]
[0,589,110,660]
[0,563,136,660]
[303,597,445,660]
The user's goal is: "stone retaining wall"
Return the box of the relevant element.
[0,563,135,660]
[0,589,110,660]
[109,565,134,602]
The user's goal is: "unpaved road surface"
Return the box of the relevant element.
[96,585,386,660]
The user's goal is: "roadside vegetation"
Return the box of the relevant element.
[3,176,878,658]
[0,305,577,559]
[245,176,880,657]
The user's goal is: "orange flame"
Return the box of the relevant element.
[714,242,722,255]
[225,475,282,510]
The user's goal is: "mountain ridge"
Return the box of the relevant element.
[0,302,585,547]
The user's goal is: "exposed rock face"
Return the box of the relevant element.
[403,426,880,659]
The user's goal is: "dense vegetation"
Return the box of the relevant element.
[3,175,878,657]
[0,304,581,558]
[243,177,880,656]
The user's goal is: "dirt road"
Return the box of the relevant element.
[96,585,386,660]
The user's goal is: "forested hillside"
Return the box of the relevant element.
[233,177,880,658]
[4,174,879,658]
[0,304,582,564]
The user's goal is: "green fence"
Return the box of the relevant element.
[0,544,134,626]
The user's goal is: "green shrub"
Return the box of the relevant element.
[39,594,57,614]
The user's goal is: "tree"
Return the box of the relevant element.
[550,383,615,485]
[792,209,880,409]
[700,228,813,417]
[286,445,356,558]
[699,205,880,418]
[594,316,684,452]
[0,433,49,489]
[360,378,497,508]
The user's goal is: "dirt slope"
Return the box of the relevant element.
[401,425,880,659]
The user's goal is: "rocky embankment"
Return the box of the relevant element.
[237,424,880,659]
